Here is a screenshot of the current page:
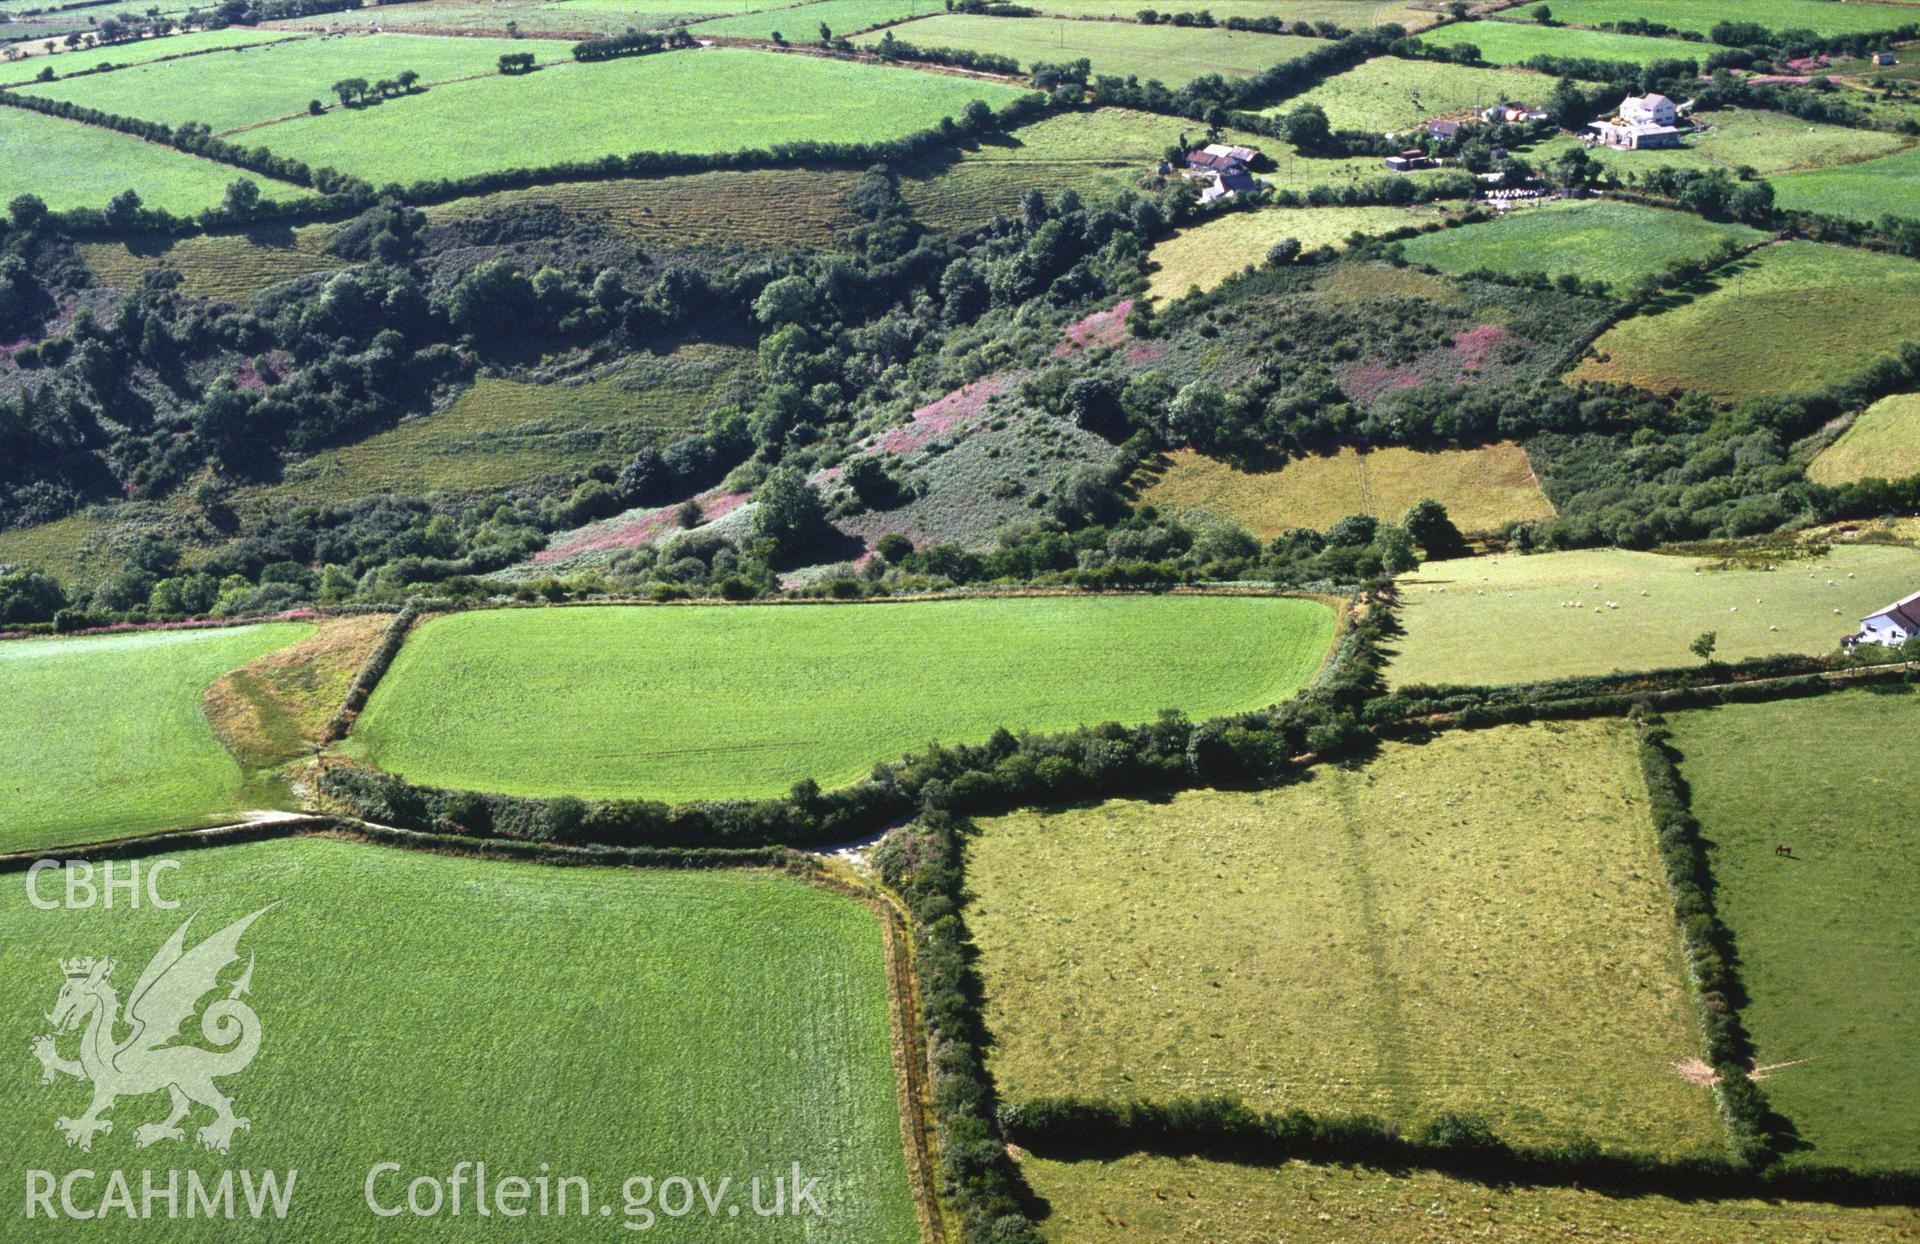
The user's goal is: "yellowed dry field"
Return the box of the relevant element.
[1021,1154,1920,1242]
[1809,393,1920,485]
[968,720,1721,1155]
[1146,205,1423,301]
[1137,443,1554,536]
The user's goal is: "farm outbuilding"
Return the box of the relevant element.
[1850,589,1920,646]
[1187,142,1260,173]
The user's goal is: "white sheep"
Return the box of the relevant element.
[1730,606,1738,613]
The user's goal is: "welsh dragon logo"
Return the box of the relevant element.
[30,905,275,1155]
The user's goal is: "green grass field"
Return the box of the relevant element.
[78,221,344,301]
[1570,242,1920,402]
[236,344,749,506]
[1388,544,1920,687]
[1146,204,1421,299]
[691,0,938,38]
[1020,1153,1920,1241]
[1027,0,1441,28]
[240,49,1031,186]
[0,836,918,1240]
[0,27,307,86]
[1398,200,1763,293]
[1525,0,1920,38]
[1534,107,1911,181]
[1420,17,1711,67]
[1670,690,1920,1170]
[1266,55,1564,132]
[425,168,866,250]
[18,32,563,132]
[0,106,301,215]
[1774,145,1920,226]
[967,719,1720,1153]
[855,14,1327,84]
[1139,443,1555,536]
[0,623,311,852]
[1809,393,1920,486]
[348,596,1335,801]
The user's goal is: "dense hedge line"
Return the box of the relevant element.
[318,591,1387,848]
[320,601,420,744]
[1001,1096,1920,1204]
[875,808,1042,1242]
[1632,709,1776,1163]
[867,32,1023,76]
[571,28,695,61]
[1368,651,1877,724]
[1373,663,1918,736]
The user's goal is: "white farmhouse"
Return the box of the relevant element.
[1589,92,1684,150]
[1853,589,1920,646]
[1620,93,1678,126]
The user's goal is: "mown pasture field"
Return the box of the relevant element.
[18,32,562,133]
[0,106,298,215]
[1266,55,1564,132]
[1138,443,1554,536]
[1808,393,1920,485]
[244,49,1033,187]
[1397,200,1763,293]
[1419,16,1712,67]
[348,596,1336,801]
[1533,108,1912,181]
[1523,0,1920,38]
[1020,1153,1920,1241]
[692,0,938,38]
[1774,145,1920,226]
[967,720,1720,1154]
[0,27,306,86]
[1145,204,1420,300]
[0,836,919,1241]
[424,167,866,250]
[1671,690,1920,1171]
[854,15,1327,84]
[1030,0,1441,26]
[897,106,1273,230]
[0,623,311,852]
[78,221,344,301]
[1387,544,1920,687]
[236,344,750,506]
[1569,241,1920,402]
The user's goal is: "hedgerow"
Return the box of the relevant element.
[1001,1095,1920,1203]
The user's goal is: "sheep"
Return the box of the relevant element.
[1730,606,1738,613]
[1769,625,1779,632]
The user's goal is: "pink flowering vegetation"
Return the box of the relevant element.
[1053,299,1134,357]
[837,408,1112,555]
[530,486,748,568]
[1339,322,1524,404]
[869,374,1017,458]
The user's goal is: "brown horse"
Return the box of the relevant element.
[1775,844,1793,857]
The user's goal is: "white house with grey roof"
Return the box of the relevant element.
[1852,589,1920,647]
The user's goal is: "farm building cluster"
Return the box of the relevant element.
[1179,141,1262,203]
